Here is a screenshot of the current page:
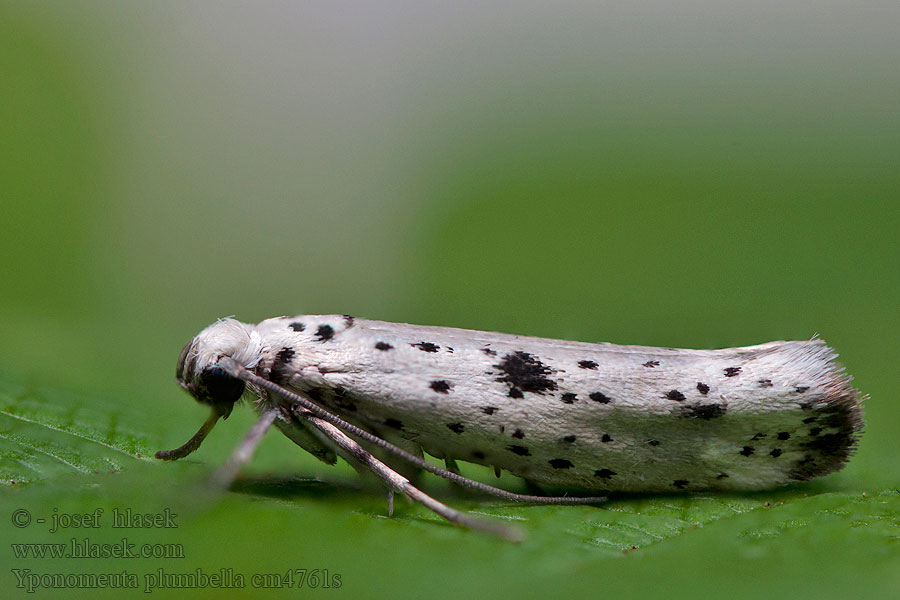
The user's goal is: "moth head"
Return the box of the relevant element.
[175,339,245,420]
[158,318,263,461]
[175,318,265,417]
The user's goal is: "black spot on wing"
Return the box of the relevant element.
[716,473,729,479]
[276,347,295,362]
[643,360,660,368]
[601,434,612,443]
[375,341,393,351]
[430,380,452,393]
[770,448,783,458]
[803,430,855,457]
[562,435,576,443]
[512,429,525,439]
[648,439,660,446]
[696,382,710,395]
[794,385,810,393]
[507,445,530,456]
[578,360,598,370]
[777,432,790,440]
[384,418,404,430]
[481,406,498,415]
[802,417,818,424]
[758,379,773,388]
[724,366,742,377]
[288,322,305,332]
[315,324,334,342]
[682,403,726,420]
[481,347,497,356]
[549,458,573,469]
[268,349,297,384]
[446,422,465,434]
[665,389,686,401]
[342,315,354,328]
[672,480,689,489]
[589,392,611,403]
[594,468,616,479]
[740,446,755,456]
[494,351,558,396]
[751,433,767,441]
[411,341,440,352]
[561,393,577,404]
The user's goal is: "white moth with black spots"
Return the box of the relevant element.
[157,315,865,540]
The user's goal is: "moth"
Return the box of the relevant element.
[157,315,864,540]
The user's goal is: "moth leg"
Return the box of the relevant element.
[370,432,424,486]
[296,409,523,542]
[277,413,405,501]
[210,409,278,489]
[442,457,470,493]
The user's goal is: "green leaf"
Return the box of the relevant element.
[0,377,152,485]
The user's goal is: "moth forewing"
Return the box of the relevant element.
[159,314,864,536]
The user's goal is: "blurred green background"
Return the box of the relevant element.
[1,2,897,598]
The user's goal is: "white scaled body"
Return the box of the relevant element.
[174,315,864,493]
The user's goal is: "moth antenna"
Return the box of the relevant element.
[154,409,221,461]
[221,357,607,505]
[303,411,524,542]
[209,409,278,489]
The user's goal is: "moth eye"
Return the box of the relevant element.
[193,365,245,418]
[203,365,228,379]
